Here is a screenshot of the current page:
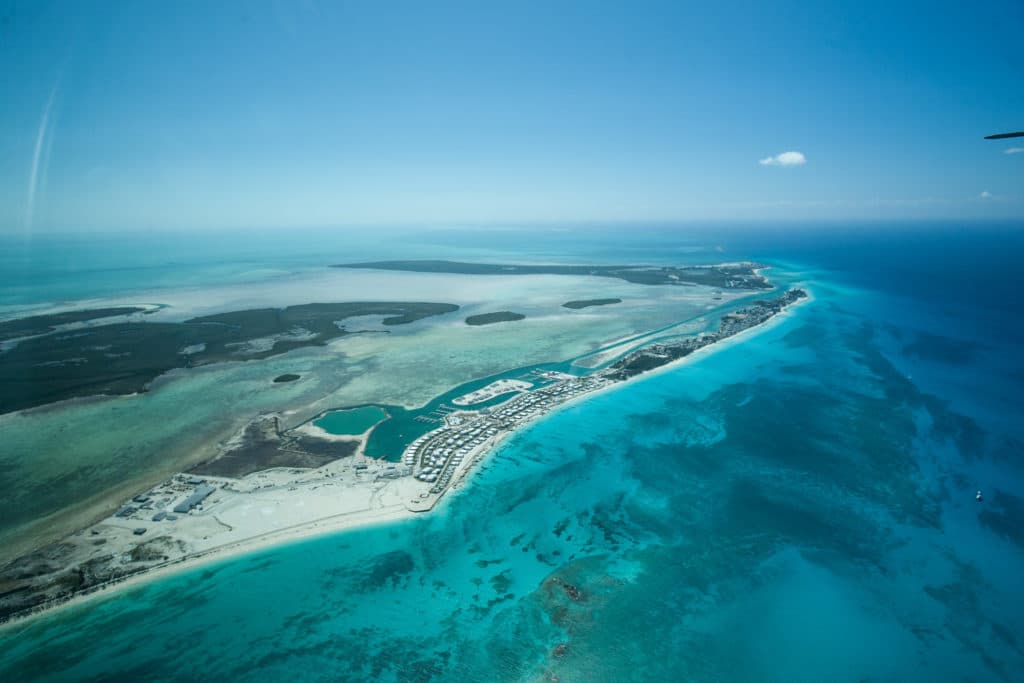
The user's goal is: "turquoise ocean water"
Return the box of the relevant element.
[314,406,389,436]
[2,224,1023,681]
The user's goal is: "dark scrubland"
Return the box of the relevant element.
[0,307,147,342]
[0,302,458,414]
[562,298,622,309]
[465,311,526,326]
[189,416,359,478]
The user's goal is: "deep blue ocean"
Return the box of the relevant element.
[2,223,1023,682]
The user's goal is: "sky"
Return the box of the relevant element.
[1,0,1022,232]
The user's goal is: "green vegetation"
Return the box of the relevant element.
[0,302,458,414]
[562,298,622,309]
[0,307,147,342]
[335,259,771,289]
[465,311,526,326]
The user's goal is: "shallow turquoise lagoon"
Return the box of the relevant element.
[313,406,388,435]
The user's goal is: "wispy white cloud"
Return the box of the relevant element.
[1005,147,1024,155]
[979,190,992,199]
[25,79,61,231]
[759,151,806,167]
